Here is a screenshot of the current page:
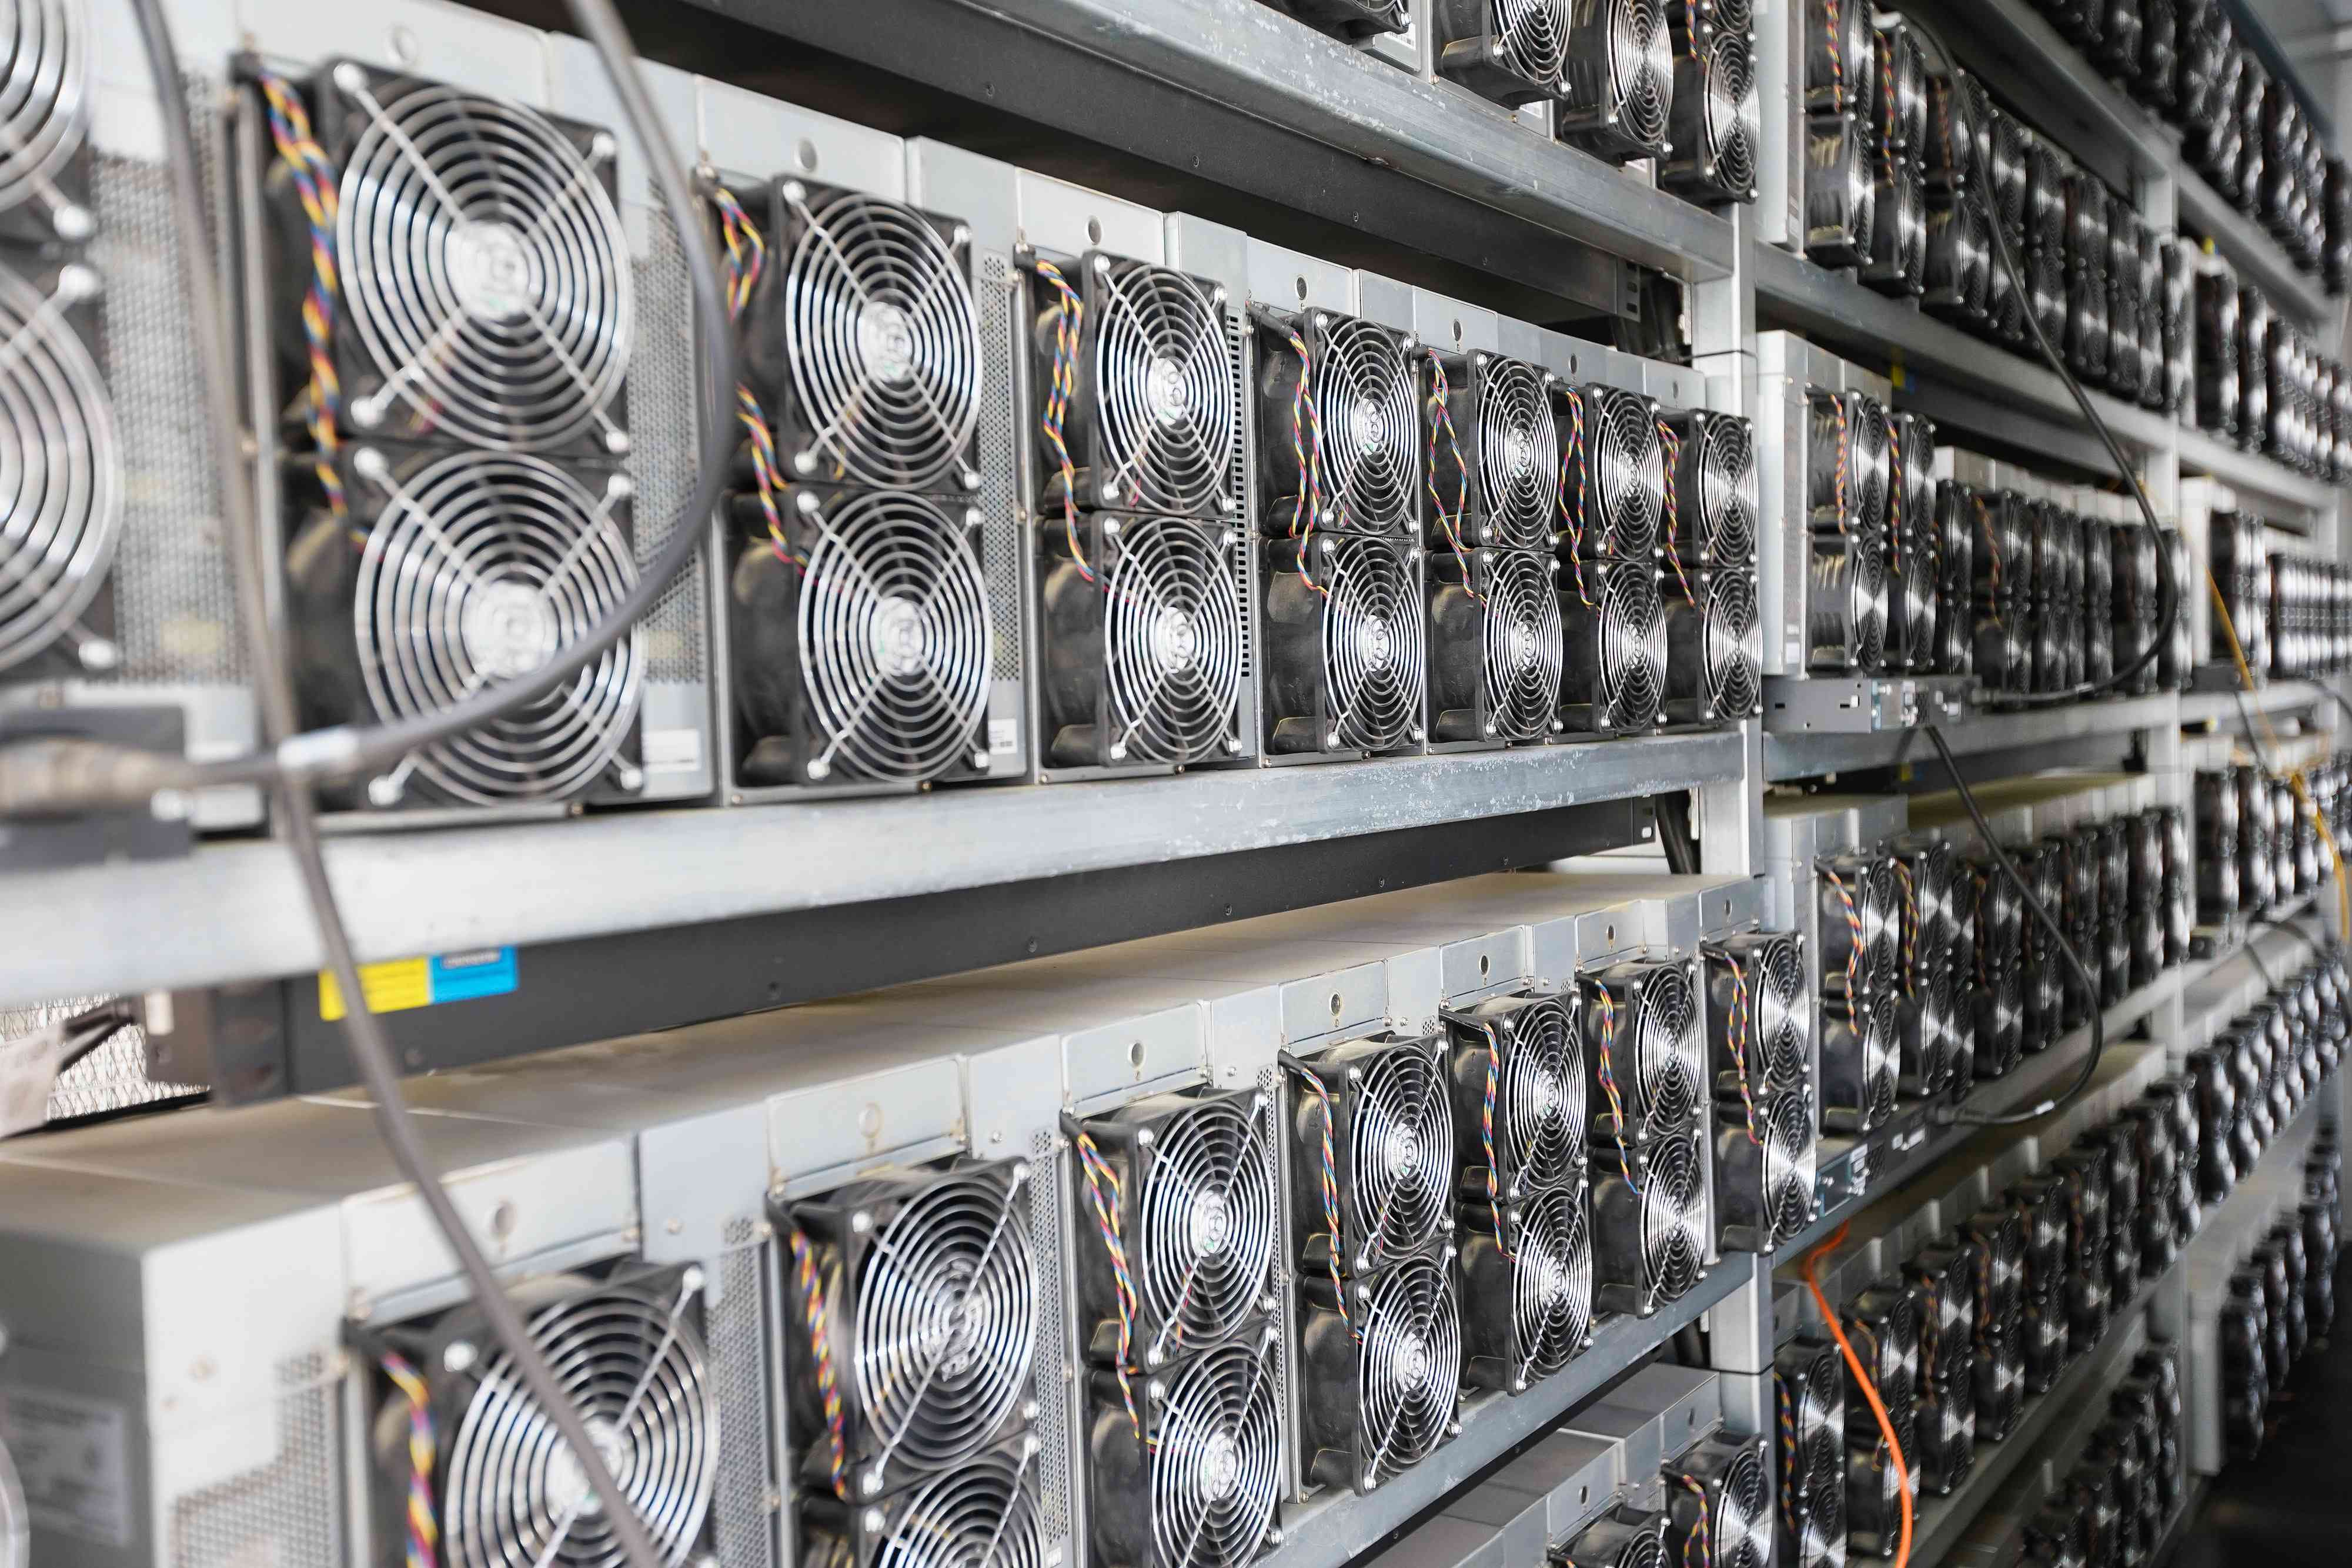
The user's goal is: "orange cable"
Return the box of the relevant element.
[1802,1221,1913,1567]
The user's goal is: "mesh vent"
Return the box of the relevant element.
[631,210,706,683]
[6,995,203,1121]
[168,1354,341,1568]
[1227,313,1252,686]
[91,136,242,683]
[978,253,1024,682]
[1030,1128,1071,1536]
[712,1222,776,1568]
[1259,1064,1295,1500]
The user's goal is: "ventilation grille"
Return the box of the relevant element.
[630,209,706,683]
[713,1224,777,1568]
[1225,314,1252,686]
[1031,1128,1072,1537]
[979,252,1024,681]
[168,1355,343,1568]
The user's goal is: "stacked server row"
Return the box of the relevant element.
[2191,749,2352,928]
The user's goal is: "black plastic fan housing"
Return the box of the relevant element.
[1444,993,1585,1201]
[1296,1251,1462,1492]
[1434,0,1574,106]
[1428,546,1565,745]
[1261,532,1427,757]
[1662,31,1760,205]
[1457,1179,1595,1390]
[1285,1035,1454,1277]
[1087,1334,1281,1568]
[1255,307,1418,536]
[1665,1436,1773,1568]
[802,1441,1044,1568]
[1561,559,1668,734]
[1558,0,1674,164]
[1590,1125,1709,1315]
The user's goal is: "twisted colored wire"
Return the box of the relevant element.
[1674,1473,1715,1568]
[1426,357,1482,600]
[1289,1066,1355,1335]
[1034,260,1104,589]
[1917,1281,1940,1392]
[1879,31,1895,165]
[1825,0,1845,102]
[1558,385,1595,607]
[787,1228,853,1499]
[1894,858,1919,998]
[257,72,346,519]
[1075,1131,1144,1437]
[1658,414,1694,603]
[1973,496,2004,627]
[377,1352,440,1568]
[1726,953,1762,1146]
[1776,1378,1799,1537]
[1480,1020,1512,1252]
[1825,866,1866,998]
[711,185,804,573]
[1594,986,1642,1193]
[1284,324,1331,599]
[1832,396,1851,539]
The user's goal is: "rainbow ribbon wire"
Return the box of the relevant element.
[1593,987,1642,1194]
[787,1228,853,1499]
[1726,955,1762,1146]
[1658,414,1693,604]
[1558,385,1595,607]
[1034,260,1104,588]
[1284,324,1332,599]
[377,1352,439,1568]
[1893,859,1919,998]
[1673,1473,1715,1568]
[710,185,805,573]
[1776,1378,1799,1537]
[1824,867,1866,999]
[256,72,345,520]
[1825,0,1845,103]
[1832,396,1851,539]
[1289,1066,1355,1335]
[1426,357,1481,600]
[1075,1131,1144,1438]
[1479,1021,1512,1252]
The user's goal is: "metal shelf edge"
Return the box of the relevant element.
[2176,425,2338,514]
[1764,693,2180,782]
[2177,169,2341,333]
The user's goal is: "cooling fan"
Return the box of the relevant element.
[1962,1201,2026,1332]
[1558,0,1673,165]
[1906,1239,1980,1381]
[1426,352,1559,550]
[1845,1437,1909,1556]
[1895,963,1956,1101]
[1561,1510,1669,1568]
[1703,932,1808,1100]
[1818,853,1897,998]
[1840,1281,1920,1470]
[1033,253,1238,519]
[1805,112,1876,269]
[1435,0,1573,107]
[1922,71,1974,192]
[1285,1035,1454,1277]
[1560,382,1666,561]
[1805,530,1889,672]
[1581,958,1706,1150]
[1297,1251,1462,1493]
[1445,994,1585,1201]
[1862,153,1926,299]
[1591,1125,1709,1315]
[1714,1074,1818,1250]
[1665,1437,1773,1568]
[287,449,647,808]
[1561,560,1668,734]
[1038,511,1245,771]
[1972,1330,2024,1445]
[1889,837,1955,989]
[1256,307,1417,535]
[287,61,633,457]
[0,0,87,248]
[1087,1333,1281,1568]
[1261,533,1426,756]
[1661,408,1757,568]
[1661,567,1760,727]
[777,1159,1038,1495]
[361,1263,718,1568]
[1427,546,1563,744]
[0,259,119,677]
[1775,1338,1847,1520]
[1804,0,1875,117]
[803,1440,1045,1568]
[1923,189,1991,325]
[1662,29,1760,205]
[1070,1088,1278,1369]
[1883,417,1941,673]
[2194,269,2241,439]
[727,486,992,789]
[1458,1180,1595,1390]
[1913,1383,1976,1496]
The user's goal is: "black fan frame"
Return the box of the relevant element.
[1456,1177,1596,1391]
[801,1436,1044,1568]
[1434,0,1572,106]
[1589,1123,1710,1316]
[1426,543,1566,746]
[1084,1332,1282,1568]
[1260,531,1428,758]
[1560,558,1668,735]
[1661,565,1762,728]
[1422,348,1562,553]
[1444,992,1588,1202]
[1661,29,1762,206]
[1253,305,1419,538]
[1295,1248,1463,1493]
[1284,1034,1456,1279]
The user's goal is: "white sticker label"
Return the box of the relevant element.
[987,718,1019,756]
[641,726,703,773]
[3,1385,133,1547]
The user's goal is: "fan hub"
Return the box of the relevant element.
[923,1260,988,1378]
[462,581,559,681]
[1197,1430,1242,1501]
[1395,1332,1431,1388]
[1188,1188,1233,1257]
[1150,607,1201,675]
[1349,396,1383,455]
[445,220,537,324]
[1145,355,1192,427]
[857,300,918,386]
[543,1417,627,1520]
[1382,1125,1424,1184]
[868,594,929,680]
[1354,614,1396,670]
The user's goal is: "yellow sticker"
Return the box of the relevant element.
[319,957,432,1021]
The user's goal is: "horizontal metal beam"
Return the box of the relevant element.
[2177,169,2343,335]
[2177,424,2338,517]
[1765,692,2180,784]
[0,732,1739,1007]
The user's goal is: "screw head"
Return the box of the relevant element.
[443,1340,477,1373]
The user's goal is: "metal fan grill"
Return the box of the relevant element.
[354,451,644,805]
[796,490,993,782]
[1102,516,1244,764]
[1484,549,1565,741]
[1137,1099,1278,1346]
[1311,316,1416,529]
[1590,561,1666,728]
[437,1285,718,1568]
[1701,569,1761,719]
[1320,536,1425,750]
[1762,1090,1819,1245]
[1686,411,1757,563]
[1708,1448,1774,1568]
[0,0,87,227]
[1562,0,1672,156]
[1088,259,1237,514]
[1638,1131,1708,1306]
[774,186,983,491]
[1607,961,1706,1130]
[1149,1340,1281,1568]
[1475,356,1559,548]
[878,1450,1044,1568]
[1693,32,1761,196]
[1489,0,1573,94]
[333,73,633,452]
[1583,386,1665,558]
[1355,1255,1462,1477]
[1511,1183,1595,1378]
[1345,1045,1453,1262]
[850,1171,1038,1469]
[1489,997,1588,1185]
[0,261,117,672]
[1720,932,1808,1090]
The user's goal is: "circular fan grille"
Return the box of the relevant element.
[878,1452,1044,1568]
[1589,387,1665,558]
[1312,317,1415,529]
[0,262,117,672]
[1501,998,1585,1183]
[1345,1047,1452,1261]
[1862,1003,1899,1125]
[439,1284,717,1568]
[1357,1255,1461,1475]
[1104,516,1243,764]
[1764,1089,1818,1244]
[356,452,642,804]
[1493,0,1572,91]
[1852,398,1891,534]
[1702,570,1760,719]
[779,189,981,489]
[799,490,991,782]
[1693,413,1757,563]
[1091,261,1235,514]
[1703,34,1760,195]
[1485,549,1563,741]
[0,1,85,224]
[1754,934,1809,1088]
[853,1172,1037,1470]
[1321,537,1424,750]
[336,79,631,450]
[1861,858,1901,994]
[1514,1183,1593,1377]
[1597,563,1665,727]
[1641,1132,1708,1306]
[1151,1341,1280,1568]
[1476,357,1558,547]
[1601,0,1672,152]
[1716,1448,1773,1568]
[1138,1099,1276,1346]
[1628,963,1705,1128]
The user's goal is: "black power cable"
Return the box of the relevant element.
[125,2,729,1563]
[1920,724,2109,1128]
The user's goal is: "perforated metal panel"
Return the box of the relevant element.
[631,209,708,684]
[1031,1126,1073,1538]
[167,1353,342,1568]
[4,995,202,1122]
[1264,1062,1304,1502]
[980,254,1025,683]
[712,1220,778,1568]
[91,134,243,684]
[1227,313,1254,687]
